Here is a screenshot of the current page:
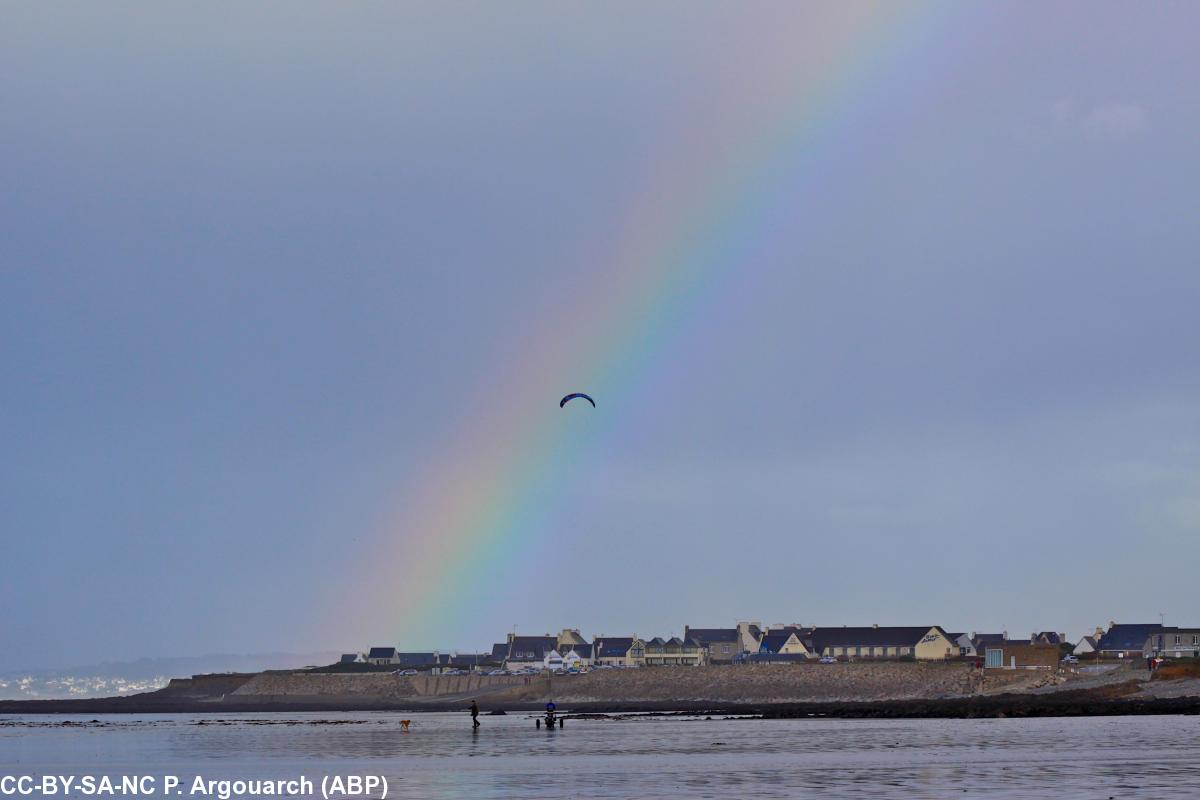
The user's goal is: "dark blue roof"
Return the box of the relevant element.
[971,633,1007,646]
[506,636,556,660]
[1097,624,1163,651]
[339,654,360,663]
[447,652,490,665]
[759,632,797,653]
[685,628,740,644]
[367,647,397,659]
[395,652,437,666]
[811,627,942,649]
[595,637,635,657]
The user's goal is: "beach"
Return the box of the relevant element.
[5,711,1200,799]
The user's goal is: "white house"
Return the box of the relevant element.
[954,633,975,656]
[1073,635,1099,656]
[366,647,400,665]
[543,648,585,670]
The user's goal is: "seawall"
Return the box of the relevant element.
[4,662,1194,717]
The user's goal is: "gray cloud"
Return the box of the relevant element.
[1081,102,1150,141]
[1017,100,1149,144]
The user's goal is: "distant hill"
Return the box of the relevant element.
[0,652,341,700]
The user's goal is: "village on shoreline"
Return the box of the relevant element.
[337,620,1200,675]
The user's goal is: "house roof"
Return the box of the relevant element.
[810,626,945,649]
[446,653,491,665]
[506,636,557,660]
[1078,636,1098,648]
[395,652,437,666]
[367,647,397,659]
[759,632,797,652]
[1097,624,1163,652]
[563,643,592,658]
[971,633,1007,647]
[339,654,360,663]
[645,637,666,646]
[594,637,636,657]
[686,628,741,644]
[1033,631,1063,645]
[490,643,509,661]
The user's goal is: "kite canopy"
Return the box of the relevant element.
[559,392,596,408]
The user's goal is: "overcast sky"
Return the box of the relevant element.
[3,3,1198,671]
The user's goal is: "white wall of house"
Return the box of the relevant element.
[737,622,763,653]
[778,633,811,656]
[914,628,957,660]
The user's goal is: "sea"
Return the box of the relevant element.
[3,711,1199,799]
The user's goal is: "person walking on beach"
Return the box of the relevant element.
[469,699,480,728]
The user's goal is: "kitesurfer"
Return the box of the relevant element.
[559,392,595,408]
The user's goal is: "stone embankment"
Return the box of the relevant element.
[529,663,1049,705]
[219,663,1049,708]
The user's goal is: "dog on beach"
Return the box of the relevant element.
[400,720,411,731]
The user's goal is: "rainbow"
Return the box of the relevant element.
[353,2,971,647]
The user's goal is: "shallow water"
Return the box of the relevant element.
[3,712,1199,799]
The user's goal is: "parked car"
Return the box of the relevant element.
[401,669,418,676]
[818,656,838,664]
[1061,655,1079,665]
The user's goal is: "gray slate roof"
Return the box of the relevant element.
[594,637,636,657]
[759,632,798,653]
[810,626,942,650]
[367,647,397,659]
[971,633,1007,648]
[506,636,558,660]
[1097,624,1163,652]
[395,652,437,666]
[685,628,741,644]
